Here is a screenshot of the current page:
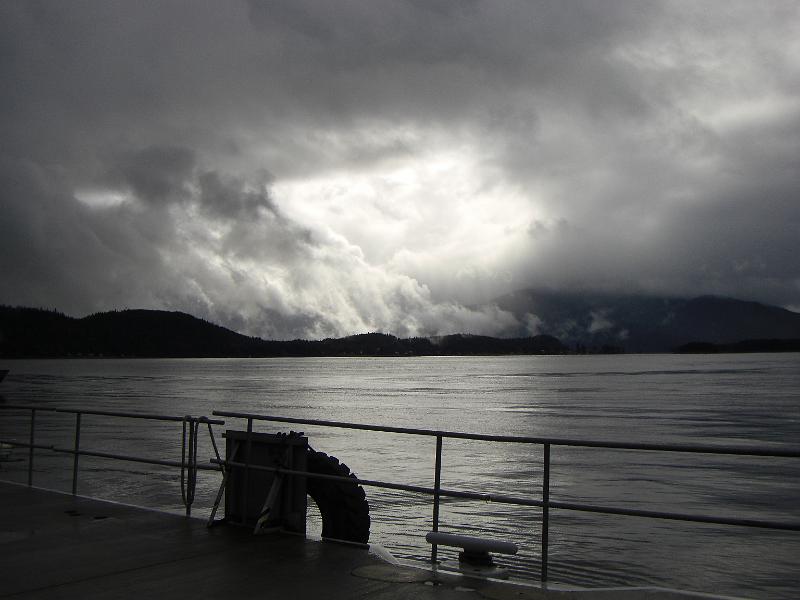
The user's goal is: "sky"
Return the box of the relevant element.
[1,1,799,339]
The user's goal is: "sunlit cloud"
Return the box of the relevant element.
[273,142,539,290]
[75,189,134,209]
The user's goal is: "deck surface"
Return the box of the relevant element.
[0,481,731,600]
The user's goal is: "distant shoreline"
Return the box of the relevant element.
[3,306,799,359]
[3,347,799,360]
[674,339,800,354]
[0,306,570,359]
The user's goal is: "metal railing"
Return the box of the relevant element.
[0,404,224,516]
[2,404,799,582]
[212,410,800,582]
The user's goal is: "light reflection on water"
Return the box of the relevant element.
[0,353,798,599]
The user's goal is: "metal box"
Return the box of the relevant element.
[224,430,307,534]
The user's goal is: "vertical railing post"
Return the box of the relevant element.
[431,434,443,564]
[541,443,551,582]
[28,408,36,487]
[185,419,195,517]
[72,413,82,495]
[240,417,253,524]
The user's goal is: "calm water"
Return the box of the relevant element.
[0,354,798,599]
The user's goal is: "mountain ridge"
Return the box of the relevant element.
[0,306,565,358]
[2,290,799,357]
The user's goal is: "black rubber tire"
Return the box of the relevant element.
[306,448,370,544]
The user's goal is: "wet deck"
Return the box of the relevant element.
[0,481,734,600]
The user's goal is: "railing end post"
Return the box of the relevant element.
[71,412,82,496]
[541,443,551,582]
[431,434,443,564]
[27,408,37,487]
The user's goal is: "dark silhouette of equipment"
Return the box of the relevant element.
[220,430,369,545]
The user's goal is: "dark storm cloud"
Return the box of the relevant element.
[110,146,197,205]
[0,156,172,314]
[1,0,798,338]
[197,171,279,220]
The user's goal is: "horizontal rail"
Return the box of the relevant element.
[55,447,222,471]
[546,500,800,530]
[56,409,224,425]
[212,411,800,457]
[0,439,54,451]
[214,458,501,500]
[0,405,224,425]
[213,459,800,531]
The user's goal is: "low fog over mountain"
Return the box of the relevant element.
[488,290,800,352]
